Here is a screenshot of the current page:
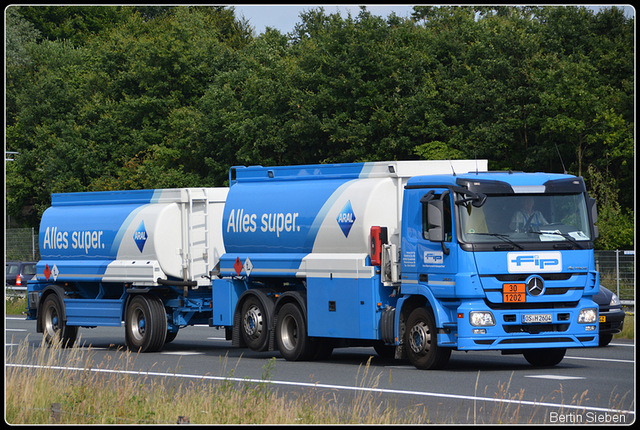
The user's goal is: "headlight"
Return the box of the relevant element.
[578,308,597,323]
[470,311,495,327]
[610,293,621,307]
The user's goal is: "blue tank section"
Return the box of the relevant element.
[40,190,158,260]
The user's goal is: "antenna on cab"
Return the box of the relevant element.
[555,143,568,174]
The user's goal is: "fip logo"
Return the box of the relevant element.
[424,251,444,265]
[336,200,356,238]
[507,251,562,273]
[133,221,148,253]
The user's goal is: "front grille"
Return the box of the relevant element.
[486,299,579,310]
[491,273,574,282]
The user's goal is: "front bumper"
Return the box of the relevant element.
[454,298,599,351]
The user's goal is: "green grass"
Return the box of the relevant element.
[6,295,26,315]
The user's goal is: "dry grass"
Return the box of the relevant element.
[6,337,435,424]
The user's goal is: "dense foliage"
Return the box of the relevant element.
[5,5,634,249]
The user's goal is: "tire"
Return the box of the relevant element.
[523,348,566,366]
[125,295,167,352]
[275,303,314,361]
[405,307,451,370]
[41,294,78,347]
[241,296,270,351]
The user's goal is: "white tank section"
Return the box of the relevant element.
[310,160,488,254]
[100,188,228,286]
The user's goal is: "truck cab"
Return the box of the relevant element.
[397,171,599,368]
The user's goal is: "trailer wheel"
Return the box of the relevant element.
[405,307,451,370]
[241,296,269,351]
[523,348,566,367]
[276,303,314,361]
[125,295,167,352]
[42,294,78,347]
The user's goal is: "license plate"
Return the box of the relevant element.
[522,314,552,323]
[599,315,606,323]
[503,283,526,303]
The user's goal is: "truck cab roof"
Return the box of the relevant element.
[407,171,586,194]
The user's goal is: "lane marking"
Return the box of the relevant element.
[565,355,634,364]
[525,375,585,380]
[161,351,205,356]
[6,363,634,416]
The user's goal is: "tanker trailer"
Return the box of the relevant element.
[26,188,227,352]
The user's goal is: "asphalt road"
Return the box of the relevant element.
[6,315,635,424]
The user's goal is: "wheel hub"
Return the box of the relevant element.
[243,305,263,337]
[409,322,431,355]
[280,314,298,351]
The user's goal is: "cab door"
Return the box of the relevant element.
[402,188,458,298]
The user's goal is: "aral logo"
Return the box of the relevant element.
[133,221,148,253]
[337,200,356,238]
[507,251,562,273]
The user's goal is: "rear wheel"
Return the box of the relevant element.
[523,348,566,366]
[276,303,314,361]
[41,294,78,347]
[405,307,451,370]
[125,295,167,352]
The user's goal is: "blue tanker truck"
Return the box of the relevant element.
[26,160,600,369]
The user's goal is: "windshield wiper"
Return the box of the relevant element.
[529,230,584,249]
[468,232,524,250]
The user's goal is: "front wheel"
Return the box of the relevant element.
[125,295,167,352]
[275,303,314,361]
[41,294,78,347]
[405,307,451,370]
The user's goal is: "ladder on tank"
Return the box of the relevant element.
[184,189,211,287]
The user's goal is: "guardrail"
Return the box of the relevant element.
[5,286,27,296]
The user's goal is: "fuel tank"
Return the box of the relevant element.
[37,188,228,286]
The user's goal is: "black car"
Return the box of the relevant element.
[593,285,626,347]
[5,261,37,287]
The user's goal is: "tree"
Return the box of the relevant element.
[6,4,633,249]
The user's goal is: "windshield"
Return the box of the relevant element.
[458,193,592,244]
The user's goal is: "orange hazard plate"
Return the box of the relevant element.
[503,283,526,303]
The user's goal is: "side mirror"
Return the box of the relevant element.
[589,197,599,239]
[427,200,445,242]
